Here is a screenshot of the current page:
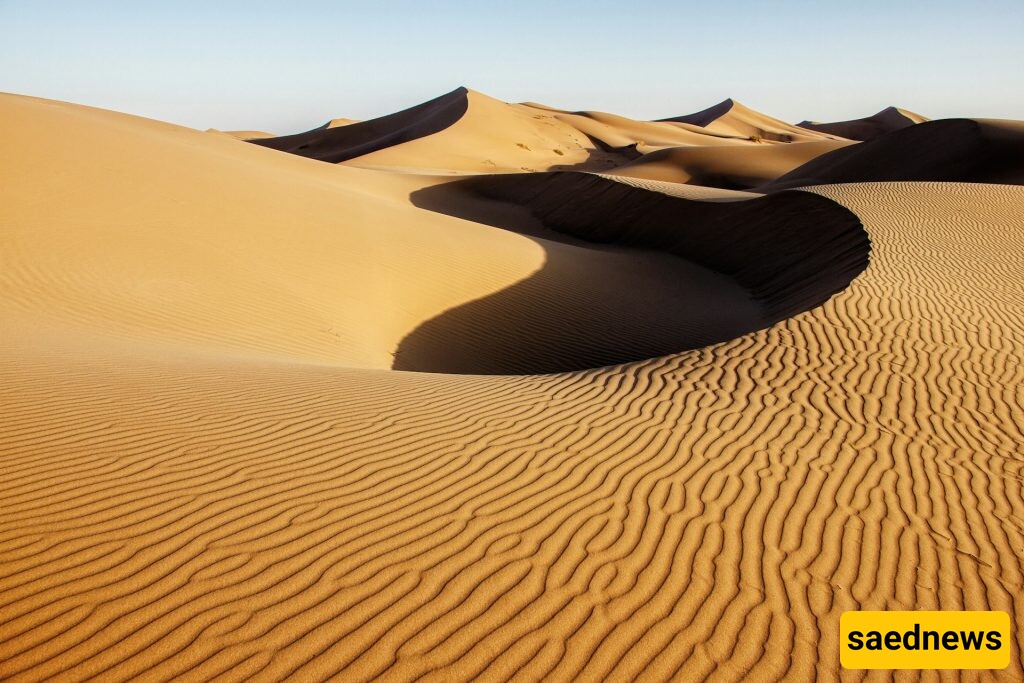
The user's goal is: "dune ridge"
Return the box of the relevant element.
[249,87,470,163]
[658,99,840,143]
[393,173,868,373]
[797,106,928,141]
[604,139,852,188]
[766,118,1024,190]
[456,172,869,325]
[249,91,843,174]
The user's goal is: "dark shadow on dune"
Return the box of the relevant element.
[763,118,1024,190]
[247,87,469,163]
[395,173,870,374]
[658,99,735,126]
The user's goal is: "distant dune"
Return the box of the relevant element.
[797,106,928,141]
[250,90,843,174]
[659,98,841,142]
[2,88,1023,682]
[605,139,852,188]
[766,118,1024,189]
[219,129,276,140]
[249,87,471,164]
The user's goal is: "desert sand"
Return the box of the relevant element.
[1,88,1022,681]
[797,107,929,141]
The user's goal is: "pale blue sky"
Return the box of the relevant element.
[1,1,1021,134]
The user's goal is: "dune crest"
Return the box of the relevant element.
[397,173,868,373]
[248,89,848,174]
[659,98,842,142]
[604,139,853,188]
[0,92,546,368]
[797,106,929,140]
[248,87,470,164]
[766,118,1024,189]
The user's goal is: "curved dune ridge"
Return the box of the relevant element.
[2,88,1024,682]
[397,173,868,373]
[797,106,929,141]
[248,87,471,163]
[456,173,867,323]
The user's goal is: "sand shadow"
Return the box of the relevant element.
[249,88,470,163]
[392,173,870,375]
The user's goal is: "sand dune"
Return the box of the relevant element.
[604,139,852,188]
[0,93,557,369]
[2,89,1024,682]
[397,172,867,372]
[219,130,275,140]
[345,91,773,173]
[767,118,1024,189]
[249,90,838,174]
[218,118,356,142]
[1,93,846,375]
[797,106,928,141]
[659,98,841,143]
[248,87,471,164]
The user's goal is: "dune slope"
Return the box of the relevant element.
[796,106,928,141]
[0,94,868,376]
[396,173,867,373]
[767,118,1024,189]
[604,139,852,188]
[251,90,834,174]
[659,99,841,143]
[0,93,556,369]
[248,88,470,163]
[2,182,1022,681]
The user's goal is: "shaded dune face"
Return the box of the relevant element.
[248,87,469,163]
[657,98,735,127]
[767,118,1024,189]
[397,174,870,374]
[796,106,925,141]
[604,140,851,189]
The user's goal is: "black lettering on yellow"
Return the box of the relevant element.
[960,630,984,650]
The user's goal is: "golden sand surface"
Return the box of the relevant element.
[1,90,1022,681]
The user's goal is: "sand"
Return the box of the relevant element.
[659,99,840,143]
[797,106,929,141]
[766,118,1024,190]
[604,140,852,188]
[1,88,1023,682]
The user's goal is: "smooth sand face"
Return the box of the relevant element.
[1,88,1023,681]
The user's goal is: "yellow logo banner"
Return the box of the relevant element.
[841,611,1011,669]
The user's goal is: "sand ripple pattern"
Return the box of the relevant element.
[1,182,1023,681]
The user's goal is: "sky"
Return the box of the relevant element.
[1,0,1021,134]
